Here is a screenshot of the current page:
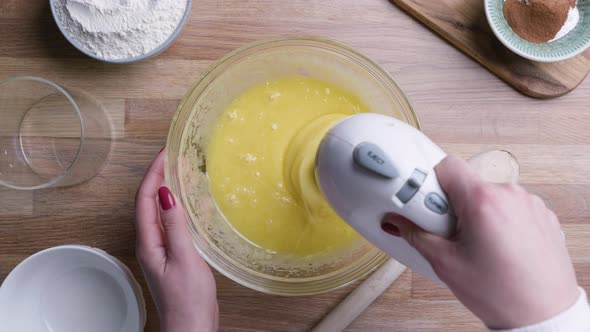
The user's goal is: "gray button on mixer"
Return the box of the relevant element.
[353,142,399,179]
[396,169,427,203]
[425,193,449,214]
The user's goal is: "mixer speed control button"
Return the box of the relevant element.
[353,142,399,179]
[396,169,426,203]
[425,193,449,215]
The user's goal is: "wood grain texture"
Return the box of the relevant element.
[312,259,407,332]
[1,0,589,331]
[390,0,590,98]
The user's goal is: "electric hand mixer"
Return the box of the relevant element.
[313,113,456,282]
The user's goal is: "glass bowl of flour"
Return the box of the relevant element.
[50,0,192,63]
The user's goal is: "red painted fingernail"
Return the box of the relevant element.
[158,186,175,210]
[382,222,401,237]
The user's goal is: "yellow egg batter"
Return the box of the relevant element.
[207,77,369,256]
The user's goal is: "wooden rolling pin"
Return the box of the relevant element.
[311,150,520,332]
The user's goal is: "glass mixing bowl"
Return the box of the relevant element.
[166,36,420,296]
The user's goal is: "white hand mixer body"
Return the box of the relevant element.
[316,113,457,283]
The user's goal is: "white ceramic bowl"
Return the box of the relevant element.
[0,245,146,332]
[49,0,192,63]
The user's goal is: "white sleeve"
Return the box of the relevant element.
[490,287,590,332]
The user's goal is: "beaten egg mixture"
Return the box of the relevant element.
[207,77,369,255]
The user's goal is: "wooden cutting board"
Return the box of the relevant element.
[390,0,590,99]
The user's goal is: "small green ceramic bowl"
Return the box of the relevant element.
[485,0,590,62]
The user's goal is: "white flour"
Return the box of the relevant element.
[551,6,580,42]
[53,0,187,60]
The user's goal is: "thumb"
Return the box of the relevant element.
[382,213,451,266]
[435,155,483,216]
[157,186,196,261]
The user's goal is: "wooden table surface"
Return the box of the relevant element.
[1,1,589,331]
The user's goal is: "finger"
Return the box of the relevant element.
[382,213,452,267]
[435,155,483,216]
[135,149,166,257]
[158,186,196,262]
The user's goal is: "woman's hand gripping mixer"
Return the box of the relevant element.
[316,113,456,283]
